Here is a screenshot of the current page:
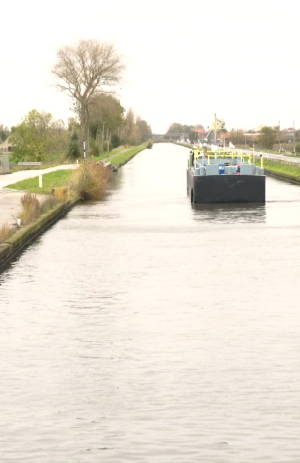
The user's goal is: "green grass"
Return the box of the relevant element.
[6,144,147,195]
[109,144,147,167]
[6,169,74,194]
[255,158,300,178]
[90,145,128,162]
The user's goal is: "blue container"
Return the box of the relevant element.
[219,164,225,175]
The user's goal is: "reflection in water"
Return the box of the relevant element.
[192,202,266,224]
[0,143,300,463]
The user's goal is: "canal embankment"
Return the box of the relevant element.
[0,199,77,272]
[261,159,300,184]
[0,143,147,271]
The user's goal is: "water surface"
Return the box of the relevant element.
[1,143,300,462]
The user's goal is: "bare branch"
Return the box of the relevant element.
[52,39,125,145]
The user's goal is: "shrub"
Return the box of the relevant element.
[102,140,109,152]
[67,140,81,159]
[295,144,300,154]
[88,139,101,157]
[18,192,41,225]
[53,186,68,202]
[111,134,121,149]
[147,140,153,149]
[0,223,11,243]
[41,195,58,213]
[69,161,112,200]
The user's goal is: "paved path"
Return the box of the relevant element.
[234,149,300,165]
[0,164,76,229]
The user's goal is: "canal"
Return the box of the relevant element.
[1,143,300,462]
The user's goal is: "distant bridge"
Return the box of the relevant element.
[152,133,189,141]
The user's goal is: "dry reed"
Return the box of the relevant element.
[70,161,112,200]
[53,186,68,202]
[0,223,11,243]
[18,192,41,225]
[41,195,58,213]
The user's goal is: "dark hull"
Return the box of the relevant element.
[187,170,266,203]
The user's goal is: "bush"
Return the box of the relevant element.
[88,139,101,157]
[53,186,68,202]
[111,134,121,149]
[295,144,300,154]
[102,140,109,152]
[67,139,81,159]
[147,140,153,149]
[41,195,58,213]
[69,161,112,200]
[18,192,41,225]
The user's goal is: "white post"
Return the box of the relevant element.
[39,174,42,188]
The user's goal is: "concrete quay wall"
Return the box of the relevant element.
[0,200,77,273]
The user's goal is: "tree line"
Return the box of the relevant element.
[167,122,300,152]
[3,39,152,162]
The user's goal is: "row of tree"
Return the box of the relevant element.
[227,127,300,150]
[8,103,151,162]
[166,122,300,151]
[3,39,152,162]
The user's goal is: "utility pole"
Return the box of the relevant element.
[214,113,217,145]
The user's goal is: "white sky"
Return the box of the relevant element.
[0,0,298,133]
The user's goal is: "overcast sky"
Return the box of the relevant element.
[0,0,298,133]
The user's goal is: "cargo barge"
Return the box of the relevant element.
[187,147,265,203]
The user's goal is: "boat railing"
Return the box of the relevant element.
[188,150,264,169]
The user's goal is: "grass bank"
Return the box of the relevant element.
[6,169,74,194]
[0,145,148,266]
[109,144,147,167]
[90,145,128,162]
[255,158,300,182]
[6,144,147,196]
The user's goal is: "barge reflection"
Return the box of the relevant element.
[191,202,266,224]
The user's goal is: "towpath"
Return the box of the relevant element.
[235,149,300,165]
[0,164,76,228]
[0,149,131,229]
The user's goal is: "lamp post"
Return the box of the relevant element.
[278,120,281,152]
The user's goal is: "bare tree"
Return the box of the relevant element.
[52,39,125,151]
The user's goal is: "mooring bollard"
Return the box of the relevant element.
[39,174,43,188]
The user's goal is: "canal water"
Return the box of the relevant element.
[1,143,300,462]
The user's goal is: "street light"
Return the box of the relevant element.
[278,120,281,152]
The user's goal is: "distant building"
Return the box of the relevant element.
[0,137,12,153]
[243,133,260,143]
[191,126,205,138]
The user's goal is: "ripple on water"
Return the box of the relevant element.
[1,144,300,462]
